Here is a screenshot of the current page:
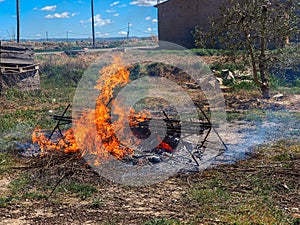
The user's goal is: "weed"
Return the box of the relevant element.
[143,219,180,225]
[0,197,12,208]
[186,187,231,204]
[22,192,48,200]
[0,153,13,174]
[58,182,97,199]
[9,176,31,194]
[232,80,259,91]
[40,64,84,88]
[226,111,245,121]
[244,109,267,122]
[273,153,292,161]
[89,199,104,209]
[210,62,246,72]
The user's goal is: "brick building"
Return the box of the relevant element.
[155,0,224,48]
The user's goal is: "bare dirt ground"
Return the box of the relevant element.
[0,93,299,225]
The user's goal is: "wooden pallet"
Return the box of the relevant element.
[0,63,39,75]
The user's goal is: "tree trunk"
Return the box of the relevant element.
[259,5,270,99]
[261,85,270,99]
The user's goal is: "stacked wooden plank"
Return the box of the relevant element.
[0,43,34,65]
[0,41,39,91]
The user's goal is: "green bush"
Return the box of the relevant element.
[40,64,84,88]
[232,80,259,91]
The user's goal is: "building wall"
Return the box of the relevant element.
[157,0,224,48]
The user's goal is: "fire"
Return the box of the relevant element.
[93,56,134,159]
[32,56,136,160]
[32,126,79,154]
[156,136,173,152]
[32,56,171,163]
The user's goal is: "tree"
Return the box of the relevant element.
[193,0,299,98]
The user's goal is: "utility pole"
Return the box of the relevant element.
[127,23,130,39]
[16,0,20,43]
[91,0,95,48]
[46,32,48,41]
[66,31,69,42]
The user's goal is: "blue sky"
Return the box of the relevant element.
[0,0,165,40]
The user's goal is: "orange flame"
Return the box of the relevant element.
[32,126,79,154]
[156,136,173,152]
[32,56,169,163]
[32,56,138,161]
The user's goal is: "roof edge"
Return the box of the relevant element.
[154,0,170,7]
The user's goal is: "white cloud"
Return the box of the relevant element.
[81,14,112,27]
[41,5,57,11]
[97,32,110,37]
[45,12,71,19]
[119,31,127,35]
[71,12,79,17]
[118,4,127,8]
[130,0,160,7]
[152,18,158,23]
[0,0,5,3]
[94,14,112,27]
[110,1,120,7]
[113,13,119,17]
[147,27,152,31]
[106,9,116,13]
[145,16,151,20]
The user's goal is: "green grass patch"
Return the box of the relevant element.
[210,61,246,72]
[143,219,180,225]
[0,153,14,175]
[184,140,300,224]
[0,110,39,133]
[244,109,267,122]
[40,64,84,88]
[57,182,97,199]
[232,80,260,91]
[9,176,31,195]
[89,199,104,209]
[226,111,246,121]
[0,197,13,208]
[22,192,48,200]
[186,187,231,204]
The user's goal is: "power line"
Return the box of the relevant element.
[131,27,151,35]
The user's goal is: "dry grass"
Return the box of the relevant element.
[0,140,299,224]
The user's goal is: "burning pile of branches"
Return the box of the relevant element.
[32,57,173,163]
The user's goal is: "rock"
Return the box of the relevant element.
[221,69,235,85]
[148,156,161,164]
[272,94,284,100]
[216,77,223,86]
[226,71,235,81]
[213,70,222,77]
